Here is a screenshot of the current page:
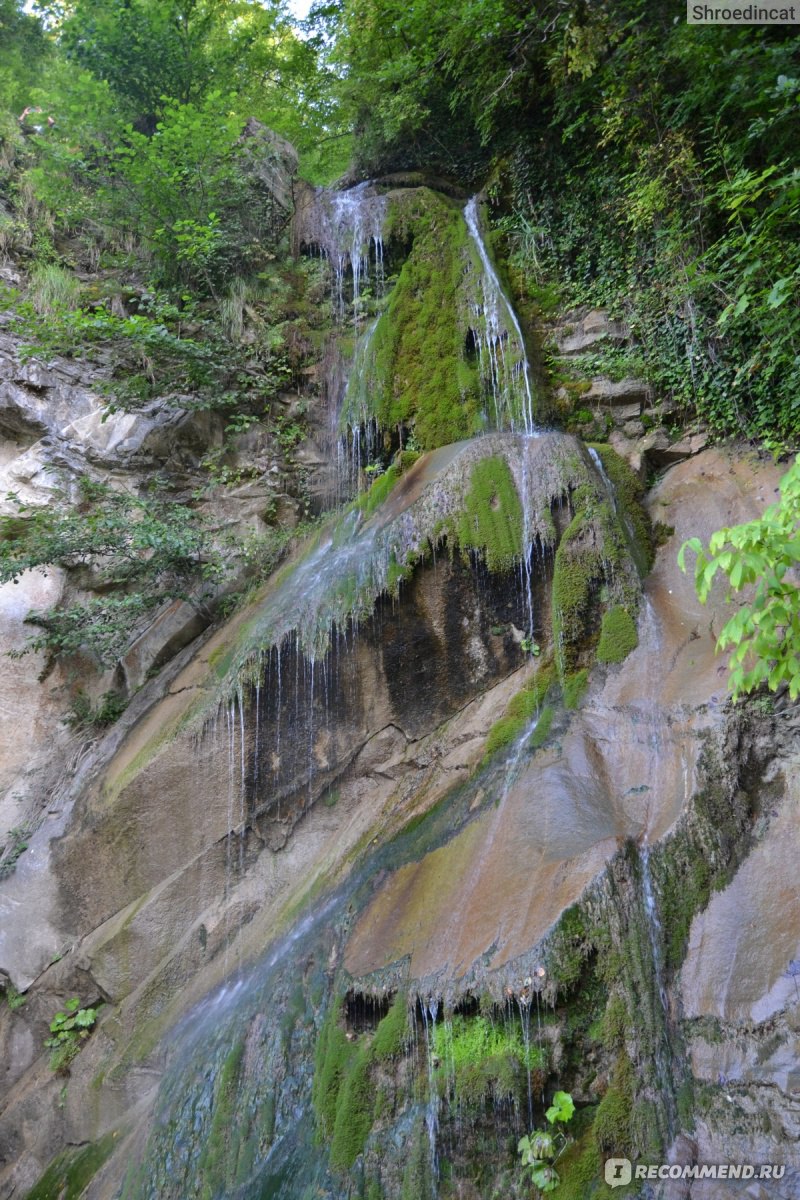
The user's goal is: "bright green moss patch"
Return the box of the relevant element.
[456,456,523,571]
[597,605,638,664]
[562,668,589,709]
[27,1130,119,1200]
[313,1000,357,1137]
[358,465,400,516]
[553,1129,602,1200]
[371,992,409,1059]
[314,993,410,1171]
[432,1014,547,1109]
[483,664,556,760]
[357,451,421,518]
[330,1042,374,1169]
[528,704,554,749]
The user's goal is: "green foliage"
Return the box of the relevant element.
[518,1090,576,1193]
[27,263,82,316]
[0,824,31,880]
[596,606,638,665]
[679,456,800,700]
[0,0,50,115]
[44,0,338,162]
[457,456,524,572]
[0,478,222,663]
[45,997,99,1072]
[433,1014,547,1110]
[65,689,128,730]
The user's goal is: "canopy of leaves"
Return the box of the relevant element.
[311,0,800,446]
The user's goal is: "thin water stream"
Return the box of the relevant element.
[464,197,537,436]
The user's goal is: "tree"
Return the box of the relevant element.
[0,0,49,115]
[679,456,800,701]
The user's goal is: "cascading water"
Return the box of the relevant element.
[297,182,388,500]
[300,181,387,323]
[464,197,537,437]
[420,999,441,1196]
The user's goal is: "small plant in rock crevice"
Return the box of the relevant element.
[45,998,99,1073]
[518,1089,576,1193]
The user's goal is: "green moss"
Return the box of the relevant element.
[197,1040,246,1197]
[432,1014,546,1110]
[528,704,554,749]
[348,191,482,450]
[551,508,605,672]
[314,995,409,1172]
[600,994,629,1049]
[312,1000,357,1137]
[554,1130,602,1200]
[456,456,523,571]
[596,605,638,664]
[562,668,589,709]
[483,664,556,761]
[387,553,413,596]
[593,1053,635,1156]
[401,1117,435,1200]
[357,465,400,516]
[371,992,409,1060]
[329,1040,374,1170]
[27,1130,119,1200]
[545,902,595,992]
[588,443,654,571]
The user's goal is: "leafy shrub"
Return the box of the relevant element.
[0,479,223,663]
[518,1090,576,1193]
[680,455,800,700]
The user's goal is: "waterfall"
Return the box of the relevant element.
[298,183,388,500]
[464,197,537,436]
[420,999,441,1196]
[299,181,387,323]
[640,843,669,1017]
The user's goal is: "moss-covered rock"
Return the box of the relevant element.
[27,1131,119,1200]
[457,456,523,571]
[588,442,654,572]
[596,605,638,664]
[593,1052,635,1156]
[483,663,556,760]
[346,190,482,449]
